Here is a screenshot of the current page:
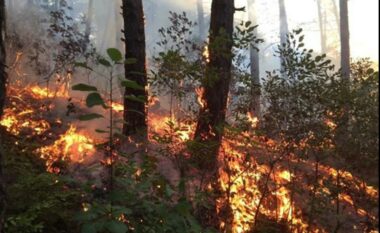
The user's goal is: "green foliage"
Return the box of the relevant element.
[262,30,379,178]
[72,83,98,92]
[86,92,106,108]
[107,48,123,63]
[2,132,82,233]
[263,29,338,144]
[76,155,206,233]
[79,113,104,121]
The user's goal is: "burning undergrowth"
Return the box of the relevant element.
[1,81,378,233]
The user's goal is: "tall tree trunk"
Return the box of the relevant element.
[197,0,206,40]
[247,0,261,117]
[83,0,94,51]
[278,0,288,47]
[278,0,288,76]
[339,0,350,80]
[316,0,326,53]
[193,0,234,229]
[0,0,5,125]
[194,0,234,167]
[121,0,147,139]
[0,0,6,231]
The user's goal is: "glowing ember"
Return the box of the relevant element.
[38,125,96,172]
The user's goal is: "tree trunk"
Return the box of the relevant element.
[0,0,6,231]
[247,0,261,117]
[316,0,326,53]
[339,0,350,80]
[194,0,234,167]
[197,0,206,40]
[121,0,147,139]
[278,0,288,47]
[278,0,288,76]
[83,0,94,51]
[193,0,234,229]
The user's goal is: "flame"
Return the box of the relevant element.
[195,87,206,108]
[0,107,51,136]
[110,102,124,112]
[203,45,210,63]
[31,85,68,99]
[38,125,96,172]
[148,113,195,142]
[247,112,259,128]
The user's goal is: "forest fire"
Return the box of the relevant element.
[0,105,51,136]
[38,125,96,173]
[1,83,378,232]
[31,85,69,99]
[0,1,377,232]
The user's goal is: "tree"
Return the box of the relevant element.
[339,0,350,80]
[278,0,288,47]
[197,0,206,40]
[247,0,261,117]
[316,0,326,53]
[83,0,94,51]
[193,0,234,228]
[194,0,235,165]
[278,0,288,75]
[0,0,6,231]
[121,0,148,138]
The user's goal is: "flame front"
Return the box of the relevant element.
[38,125,96,172]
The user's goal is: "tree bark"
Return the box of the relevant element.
[193,0,234,229]
[0,0,6,231]
[121,0,147,138]
[339,0,350,80]
[247,0,261,117]
[194,0,234,167]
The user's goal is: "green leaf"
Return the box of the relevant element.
[98,58,111,67]
[81,224,97,233]
[79,113,104,121]
[105,221,127,233]
[120,79,145,91]
[95,129,109,133]
[74,62,93,71]
[125,58,138,65]
[125,95,146,103]
[72,83,98,92]
[107,48,123,62]
[86,92,105,107]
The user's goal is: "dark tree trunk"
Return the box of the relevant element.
[197,0,206,40]
[194,0,234,166]
[339,0,350,80]
[121,0,147,139]
[247,0,261,117]
[0,0,6,231]
[193,0,234,229]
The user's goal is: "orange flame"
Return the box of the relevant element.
[38,125,96,172]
